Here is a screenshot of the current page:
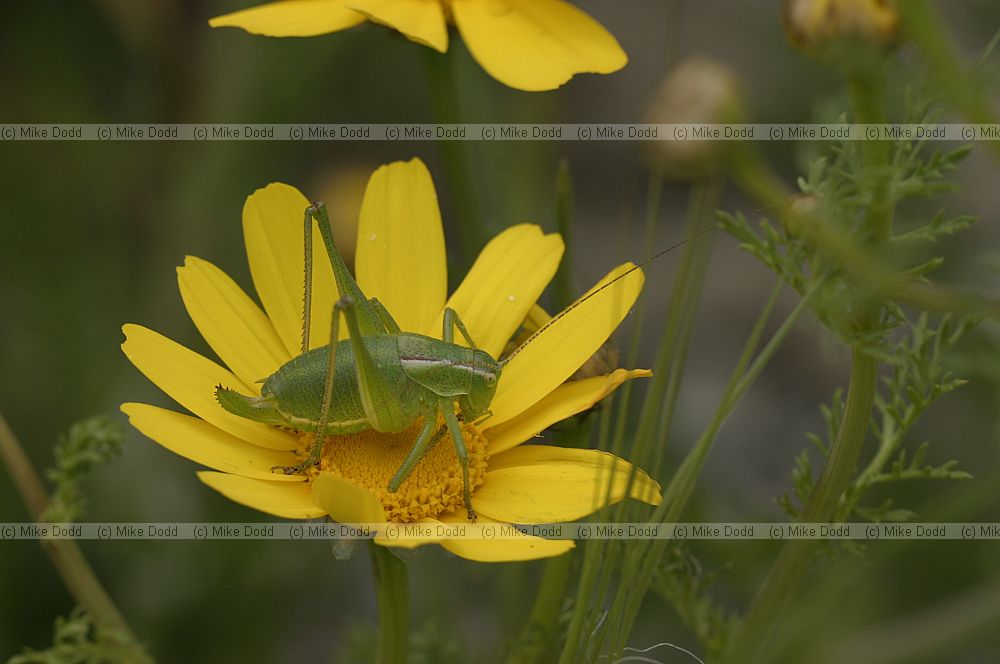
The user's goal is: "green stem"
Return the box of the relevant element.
[658,280,787,522]
[551,158,576,312]
[726,350,879,662]
[560,174,702,664]
[510,413,595,664]
[504,554,573,664]
[602,267,818,656]
[0,413,149,661]
[369,542,409,664]
[727,63,891,664]
[609,166,664,458]
[651,182,720,472]
[422,47,483,269]
[597,181,722,655]
[610,279,816,654]
[847,62,892,248]
[0,413,48,517]
[629,180,712,469]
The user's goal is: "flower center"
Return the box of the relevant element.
[308,419,489,523]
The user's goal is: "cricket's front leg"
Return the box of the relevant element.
[387,411,445,492]
[441,398,477,522]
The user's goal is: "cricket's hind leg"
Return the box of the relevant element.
[443,307,479,348]
[271,299,348,476]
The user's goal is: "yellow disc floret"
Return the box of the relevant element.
[306,419,489,523]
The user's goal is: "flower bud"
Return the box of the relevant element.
[644,57,746,179]
[786,192,820,236]
[783,0,900,51]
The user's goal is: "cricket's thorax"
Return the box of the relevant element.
[398,335,483,389]
[397,335,500,420]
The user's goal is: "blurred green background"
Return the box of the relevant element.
[2,1,1000,661]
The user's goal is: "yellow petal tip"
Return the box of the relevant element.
[120,323,139,344]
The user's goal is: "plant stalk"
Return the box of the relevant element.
[0,412,149,661]
[725,349,878,662]
[504,554,573,664]
[726,60,891,664]
[610,279,817,654]
[423,47,483,269]
[369,541,410,664]
[551,158,577,312]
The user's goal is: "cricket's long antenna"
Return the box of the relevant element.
[499,225,718,367]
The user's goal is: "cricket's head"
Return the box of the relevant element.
[459,349,501,424]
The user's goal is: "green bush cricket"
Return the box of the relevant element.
[216,202,499,520]
[216,201,709,522]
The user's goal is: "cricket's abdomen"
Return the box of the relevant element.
[263,337,414,434]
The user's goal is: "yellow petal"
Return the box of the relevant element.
[475,446,661,523]
[198,471,325,519]
[177,256,291,388]
[348,0,448,52]
[209,0,366,37]
[121,324,298,450]
[490,263,643,425]
[242,183,339,356]
[122,403,303,481]
[451,0,627,91]
[355,158,447,333]
[434,224,563,357]
[436,513,574,562]
[311,472,388,523]
[371,515,575,559]
[485,368,651,454]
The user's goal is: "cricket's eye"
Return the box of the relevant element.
[484,373,497,388]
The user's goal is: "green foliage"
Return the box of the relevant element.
[334,620,462,664]
[779,313,974,522]
[8,608,144,664]
[892,210,976,245]
[651,544,738,662]
[724,93,980,535]
[722,98,974,350]
[409,621,462,664]
[42,417,124,523]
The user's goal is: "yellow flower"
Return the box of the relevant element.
[120,157,658,562]
[209,0,627,91]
